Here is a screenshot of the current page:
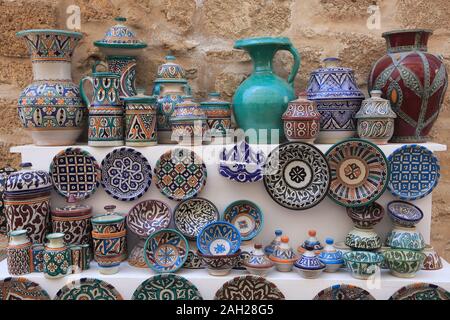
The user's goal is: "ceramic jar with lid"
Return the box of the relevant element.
[269,236,298,272]
[318,238,344,272]
[43,232,71,279]
[294,250,326,279]
[282,93,320,143]
[4,163,52,244]
[298,230,323,255]
[307,57,365,143]
[264,229,282,256]
[355,90,397,144]
[244,243,274,277]
[200,92,232,143]
[7,230,33,276]
[0,166,17,235]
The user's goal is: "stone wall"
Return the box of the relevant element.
[0,0,449,259]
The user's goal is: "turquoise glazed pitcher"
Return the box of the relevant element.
[232,37,300,144]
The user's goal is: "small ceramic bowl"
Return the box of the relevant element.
[387,201,424,227]
[345,227,381,250]
[197,250,241,276]
[384,249,425,278]
[386,226,425,250]
[197,221,241,256]
[422,244,443,270]
[346,202,384,229]
[343,251,383,280]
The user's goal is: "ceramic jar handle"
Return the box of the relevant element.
[79,76,94,107]
[278,44,301,88]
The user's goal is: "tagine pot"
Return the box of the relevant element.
[368,29,448,142]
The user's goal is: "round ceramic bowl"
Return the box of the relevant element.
[384,249,425,278]
[377,246,391,269]
[345,227,381,250]
[422,244,443,270]
[293,264,326,279]
[197,221,241,256]
[386,226,425,250]
[197,250,241,276]
[343,251,383,280]
[387,201,424,228]
[346,202,384,229]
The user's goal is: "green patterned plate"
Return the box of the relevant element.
[389,283,450,300]
[54,278,123,300]
[132,274,202,300]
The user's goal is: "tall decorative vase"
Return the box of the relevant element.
[368,29,448,142]
[43,233,71,279]
[232,37,300,144]
[7,230,32,276]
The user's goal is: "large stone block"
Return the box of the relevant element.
[0,57,32,88]
[396,0,450,29]
[161,0,196,34]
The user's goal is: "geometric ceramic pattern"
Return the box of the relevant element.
[174,198,220,240]
[144,229,188,273]
[0,277,50,300]
[387,145,440,200]
[264,142,330,210]
[214,275,285,300]
[101,148,152,201]
[53,278,123,300]
[389,283,450,300]
[132,274,202,300]
[223,200,263,241]
[313,284,375,300]
[197,221,241,256]
[387,200,423,227]
[326,139,389,207]
[154,148,207,201]
[50,148,101,200]
[126,200,172,238]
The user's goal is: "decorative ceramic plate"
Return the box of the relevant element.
[214,275,285,300]
[387,145,440,200]
[174,198,220,240]
[0,277,50,300]
[54,278,123,300]
[326,139,389,207]
[50,148,101,200]
[197,221,241,256]
[223,200,263,241]
[389,283,450,300]
[313,284,375,300]
[264,142,330,210]
[154,148,207,201]
[101,148,152,201]
[126,200,172,238]
[132,274,203,300]
[144,228,189,273]
[219,141,265,183]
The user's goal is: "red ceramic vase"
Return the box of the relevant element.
[368,29,448,142]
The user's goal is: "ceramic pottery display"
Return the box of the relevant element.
[233,37,300,144]
[355,90,396,144]
[0,166,17,235]
[219,141,265,183]
[389,283,450,300]
[50,148,101,200]
[307,57,365,143]
[122,90,157,146]
[132,274,203,300]
[264,229,282,256]
[244,244,274,277]
[346,202,385,229]
[384,249,425,278]
[80,62,124,146]
[387,145,440,200]
[214,275,285,300]
[387,200,423,227]
[7,230,33,276]
[43,233,70,279]
[269,236,298,272]
[282,93,320,143]
[94,17,147,97]
[313,284,375,300]
[345,227,381,250]
[144,229,188,273]
[54,278,123,300]
[0,277,50,300]
[264,142,330,210]
[170,96,207,146]
[4,163,52,244]
[386,225,425,251]
[200,92,232,141]
[294,250,326,279]
[326,139,389,207]
[368,29,448,142]
[69,244,90,273]
[223,200,263,241]
[343,251,383,280]
[197,221,241,256]
[298,230,323,254]
[31,244,45,273]
[154,148,207,201]
[198,249,241,276]
[16,29,86,146]
[101,147,152,201]
[183,241,205,269]
[174,198,220,240]
[422,245,443,270]
[318,238,344,273]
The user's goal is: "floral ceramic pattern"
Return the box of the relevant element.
[313,284,375,300]
[43,246,70,278]
[384,249,425,277]
[126,200,172,238]
[54,278,123,300]
[389,283,450,300]
[214,275,285,300]
[132,274,202,300]
[223,200,263,241]
[197,221,241,256]
[0,277,50,300]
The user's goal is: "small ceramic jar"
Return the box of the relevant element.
[386,225,425,251]
[422,244,443,270]
[264,229,282,256]
[384,249,425,278]
[298,230,323,255]
[318,238,344,272]
[197,249,241,276]
[269,236,298,272]
[244,244,274,277]
[31,243,45,272]
[282,93,320,143]
[43,232,71,279]
[200,92,232,143]
[355,90,396,144]
[7,230,32,276]
[294,250,326,279]
[345,227,381,250]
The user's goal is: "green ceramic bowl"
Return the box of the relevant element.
[343,251,383,280]
[384,249,425,278]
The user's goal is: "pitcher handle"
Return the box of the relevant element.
[278,43,301,88]
[79,76,94,107]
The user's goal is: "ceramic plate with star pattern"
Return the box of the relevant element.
[132,274,203,300]
[54,278,123,300]
[214,275,285,300]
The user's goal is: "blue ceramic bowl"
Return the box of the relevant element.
[197,221,241,256]
[387,201,424,227]
[223,200,264,241]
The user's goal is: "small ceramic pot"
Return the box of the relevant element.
[197,250,241,276]
[343,251,383,280]
[318,238,344,272]
[31,243,45,273]
[264,229,282,256]
[384,249,425,278]
[345,227,381,250]
[43,233,71,279]
[7,230,32,276]
[422,244,443,270]
[244,244,274,277]
[387,201,424,228]
[200,92,232,142]
[386,225,425,251]
[298,230,323,255]
[294,250,326,279]
[346,202,384,229]
[170,96,207,146]
[269,236,298,272]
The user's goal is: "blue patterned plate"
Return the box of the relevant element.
[388,145,440,200]
[223,200,263,241]
[144,229,189,273]
[197,221,241,256]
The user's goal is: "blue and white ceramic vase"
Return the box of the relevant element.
[294,250,326,279]
[43,233,71,279]
[7,230,32,276]
[318,238,344,272]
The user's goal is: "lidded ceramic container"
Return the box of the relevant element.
[200,92,232,142]
[282,93,320,143]
[355,90,397,144]
[244,243,274,277]
[294,250,326,279]
[298,230,323,254]
[4,163,52,244]
[264,229,282,256]
[156,55,187,82]
[269,236,298,272]
[307,57,365,143]
[0,166,17,235]
[318,238,344,273]
[43,232,70,279]
[7,229,33,275]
